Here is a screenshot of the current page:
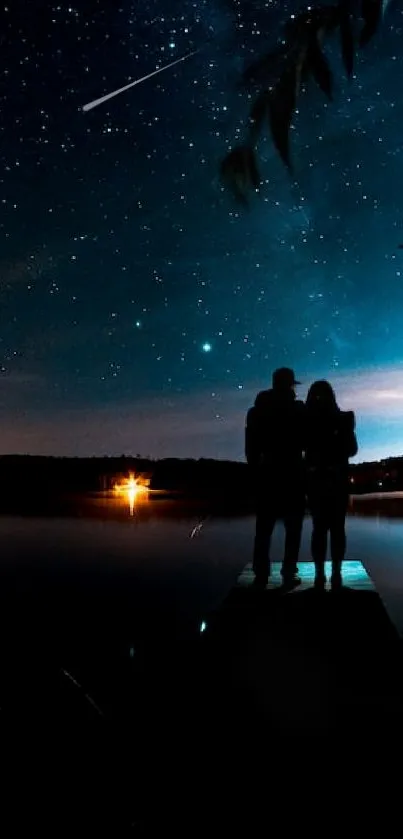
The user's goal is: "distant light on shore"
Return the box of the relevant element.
[113,473,149,516]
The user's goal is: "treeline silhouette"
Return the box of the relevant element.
[1,453,403,507]
[0,455,251,512]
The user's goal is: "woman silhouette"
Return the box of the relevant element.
[305,380,358,590]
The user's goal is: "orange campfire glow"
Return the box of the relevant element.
[113,473,150,515]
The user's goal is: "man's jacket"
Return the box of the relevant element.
[245,389,305,483]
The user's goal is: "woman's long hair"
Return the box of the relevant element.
[306,380,339,413]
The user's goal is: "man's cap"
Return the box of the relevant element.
[272,367,301,388]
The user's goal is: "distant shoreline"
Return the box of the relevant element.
[0,453,402,501]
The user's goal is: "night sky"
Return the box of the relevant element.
[2,0,403,462]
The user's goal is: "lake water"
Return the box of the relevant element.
[5,508,396,831]
[1,506,403,643]
[1,502,403,796]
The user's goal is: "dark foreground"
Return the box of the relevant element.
[1,560,403,832]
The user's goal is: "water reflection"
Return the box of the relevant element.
[350,492,403,520]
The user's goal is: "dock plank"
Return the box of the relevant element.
[237,559,375,591]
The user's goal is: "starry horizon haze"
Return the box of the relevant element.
[2,0,403,463]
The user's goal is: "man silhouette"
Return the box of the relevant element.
[245,367,305,588]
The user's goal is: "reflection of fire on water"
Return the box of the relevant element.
[113,473,150,516]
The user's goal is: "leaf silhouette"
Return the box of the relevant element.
[248,90,272,146]
[268,60,300,171]
[360,0,382,47]
[339,0,355,77]
[247,148,261,188]
[305,34,333,98]
[220,146,261,204]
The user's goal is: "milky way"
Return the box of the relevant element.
[1,0,403,461]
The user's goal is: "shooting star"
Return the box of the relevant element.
[82,49,199,113]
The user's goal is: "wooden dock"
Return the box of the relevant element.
[33,558,397,833]
[5,557,402,833]
[198,560,403,739]
[137,560,403,831]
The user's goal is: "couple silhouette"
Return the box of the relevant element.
[245,367,358,591]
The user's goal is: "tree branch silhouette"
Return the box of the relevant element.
[220,0,387,204]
